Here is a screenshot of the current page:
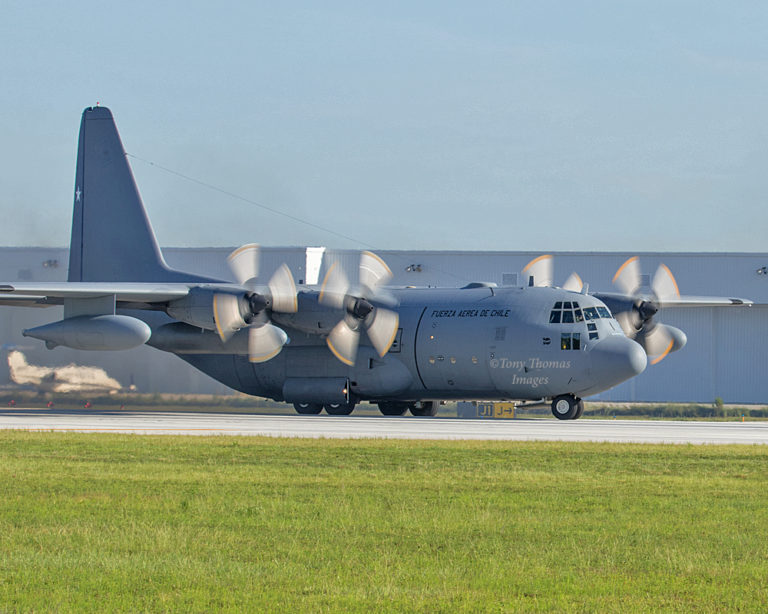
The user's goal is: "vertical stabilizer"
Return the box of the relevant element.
[69,107,212,283]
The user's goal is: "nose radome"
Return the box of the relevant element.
[591,334,647,386]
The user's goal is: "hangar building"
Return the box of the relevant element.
[0,246,765,404]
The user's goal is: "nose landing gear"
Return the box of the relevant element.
[551,394,584,420]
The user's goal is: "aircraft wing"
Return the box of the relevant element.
[658,296,753,307]
[0,282,242,306]
[593,292,753,308]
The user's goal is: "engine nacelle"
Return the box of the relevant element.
[148,322,248,354]
[23,315,152,351]
[167,287,237,331]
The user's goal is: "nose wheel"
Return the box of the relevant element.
[551,395,584,420]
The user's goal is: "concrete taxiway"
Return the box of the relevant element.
[0,409,767,444]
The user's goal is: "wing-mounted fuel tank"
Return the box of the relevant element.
[23,315,151,351]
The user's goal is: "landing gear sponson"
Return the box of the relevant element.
[551,394,584,420]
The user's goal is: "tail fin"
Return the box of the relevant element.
[69,106,213,283]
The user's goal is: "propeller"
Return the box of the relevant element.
[611,257,685,364]
[522,255,584,292]
[212,244,297,363]
[319,251,400,366]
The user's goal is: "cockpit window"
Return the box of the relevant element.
[550,302,612,325]
[597,306,611,319]
[583,307,598,320]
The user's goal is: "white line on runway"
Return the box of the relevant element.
[0,410,767,444]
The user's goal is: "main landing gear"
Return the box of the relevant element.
[292,400,439,417]
[293,401,357,415]
[293,402,323,415]
[377,401,439,416]
[324,401,356,416]
[551,394,584,420]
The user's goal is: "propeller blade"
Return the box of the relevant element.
[268,264,298,313]
[614,310,640,338]
[213,293,246,342]
[652,263,680,303]
[562,272,583,293]
[319,262,349,309]
[613,257,641,295]
[640,325,674,365]
[326,319,360,366]
[522,254,553,287]
[227,244,260,286]
[366,308,399,357]
[359,251,393,293]
[248,323,288,363]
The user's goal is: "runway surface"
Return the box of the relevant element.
[0,409,767,444]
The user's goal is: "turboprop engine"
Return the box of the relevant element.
[166,244,298,362]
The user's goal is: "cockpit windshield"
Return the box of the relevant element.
[549,301,612,324]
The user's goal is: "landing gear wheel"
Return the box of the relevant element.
[378,402,409,416]
[573,399,585,420]
[551,395,579,420]
[324,402,356,416]
[294,402,323,415]
[409,401,438,417]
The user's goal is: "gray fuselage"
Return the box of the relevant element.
[156,285,646,404]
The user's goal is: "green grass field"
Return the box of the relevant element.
[0,433,766,613]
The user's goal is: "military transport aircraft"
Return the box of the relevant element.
[0,107,751,419]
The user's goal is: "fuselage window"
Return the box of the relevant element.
[583,307,599,320]
[574,308,584,322]
[549,310,561,323]
[561,332,582,350]
[597,306,611,319]
[562,310,574,323]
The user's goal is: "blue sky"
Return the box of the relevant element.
[1,1,767,252]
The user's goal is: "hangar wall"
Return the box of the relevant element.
[0,247,765,404]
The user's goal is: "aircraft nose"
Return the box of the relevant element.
[591,334,647,386]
